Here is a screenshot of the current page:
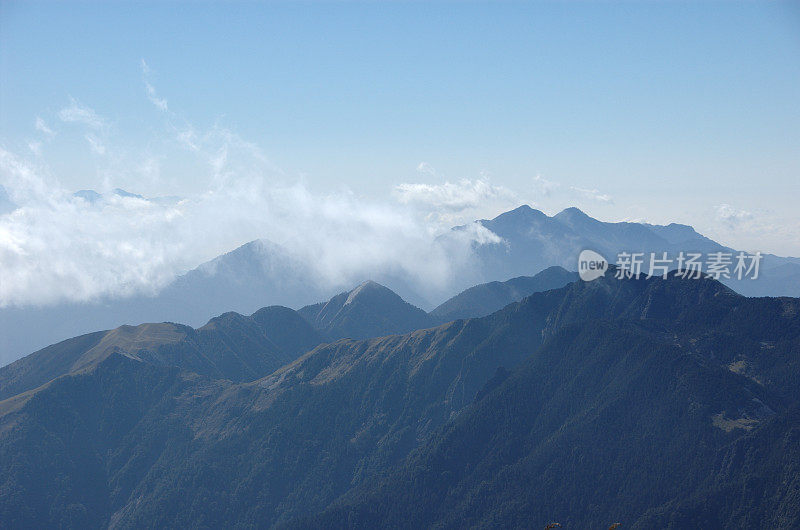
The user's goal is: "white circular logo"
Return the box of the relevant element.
[578,249,608,281]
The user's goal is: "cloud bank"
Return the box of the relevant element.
[0,142,494,308]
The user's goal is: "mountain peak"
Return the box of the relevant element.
[497,204,545,219]
[553,206,593,223]
[344,280,396,306]
[484,204,548,229]
[299,281,432,340]
[113,188,144,199]
[73,189,102,202]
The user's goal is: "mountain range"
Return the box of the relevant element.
[0,267,575,403]
[1,267,799,527]
[448,205,800,297]
[1,204,798,368]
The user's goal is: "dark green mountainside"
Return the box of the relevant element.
[1,271,799,528]
[308,319,797,528]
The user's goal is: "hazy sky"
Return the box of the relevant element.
[0,1,799,305]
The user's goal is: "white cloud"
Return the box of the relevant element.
[176,128,199,152]
[395,178,518,212]
[394,178,523,226]
[416,161,438,177]
[715,203,753,229]
[35,117,55,137]
[146,82,168,112]
[58,98,106,130]
[1,87,524,308]
[138,157,161,186]
[0,141,495,308]
[173,123,280,186]
[451,221,504,246]
[532,174,559,196]
[27,142,42,156]
[85,134,106,155]
[0,148,54,205]
[702,203,800,256]
[570,186,613,203]
[57,98,111,155]
[141,59,168,111]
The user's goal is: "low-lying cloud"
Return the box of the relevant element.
[0,142,496,308]
[0,84,516,308]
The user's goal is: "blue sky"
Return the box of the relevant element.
[1,1,799,283]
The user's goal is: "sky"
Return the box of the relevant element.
[0,1,799,306]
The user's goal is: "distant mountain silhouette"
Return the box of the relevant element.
[447,205,800,299]
[2,271,799,527]
[430,265,577,322]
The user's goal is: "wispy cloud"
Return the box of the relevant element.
[85,134,106,155]
[703,203,800,256]
[395,178,518,212]
[570,185,613,203]
[27,142,42,157]
[173,123,280,186]
[394,177,524,226]
[416,161,438,178]
[715,203,753,229]
[532,174,559,196]
[57,98,110,155]
[58,97,106,130]
[401,164,524,218]
[146,82,168,112]
[141,59,168,112]
[35,117,55,137]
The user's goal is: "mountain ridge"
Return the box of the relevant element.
[0,306,323,402]
[2,270,799,527]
